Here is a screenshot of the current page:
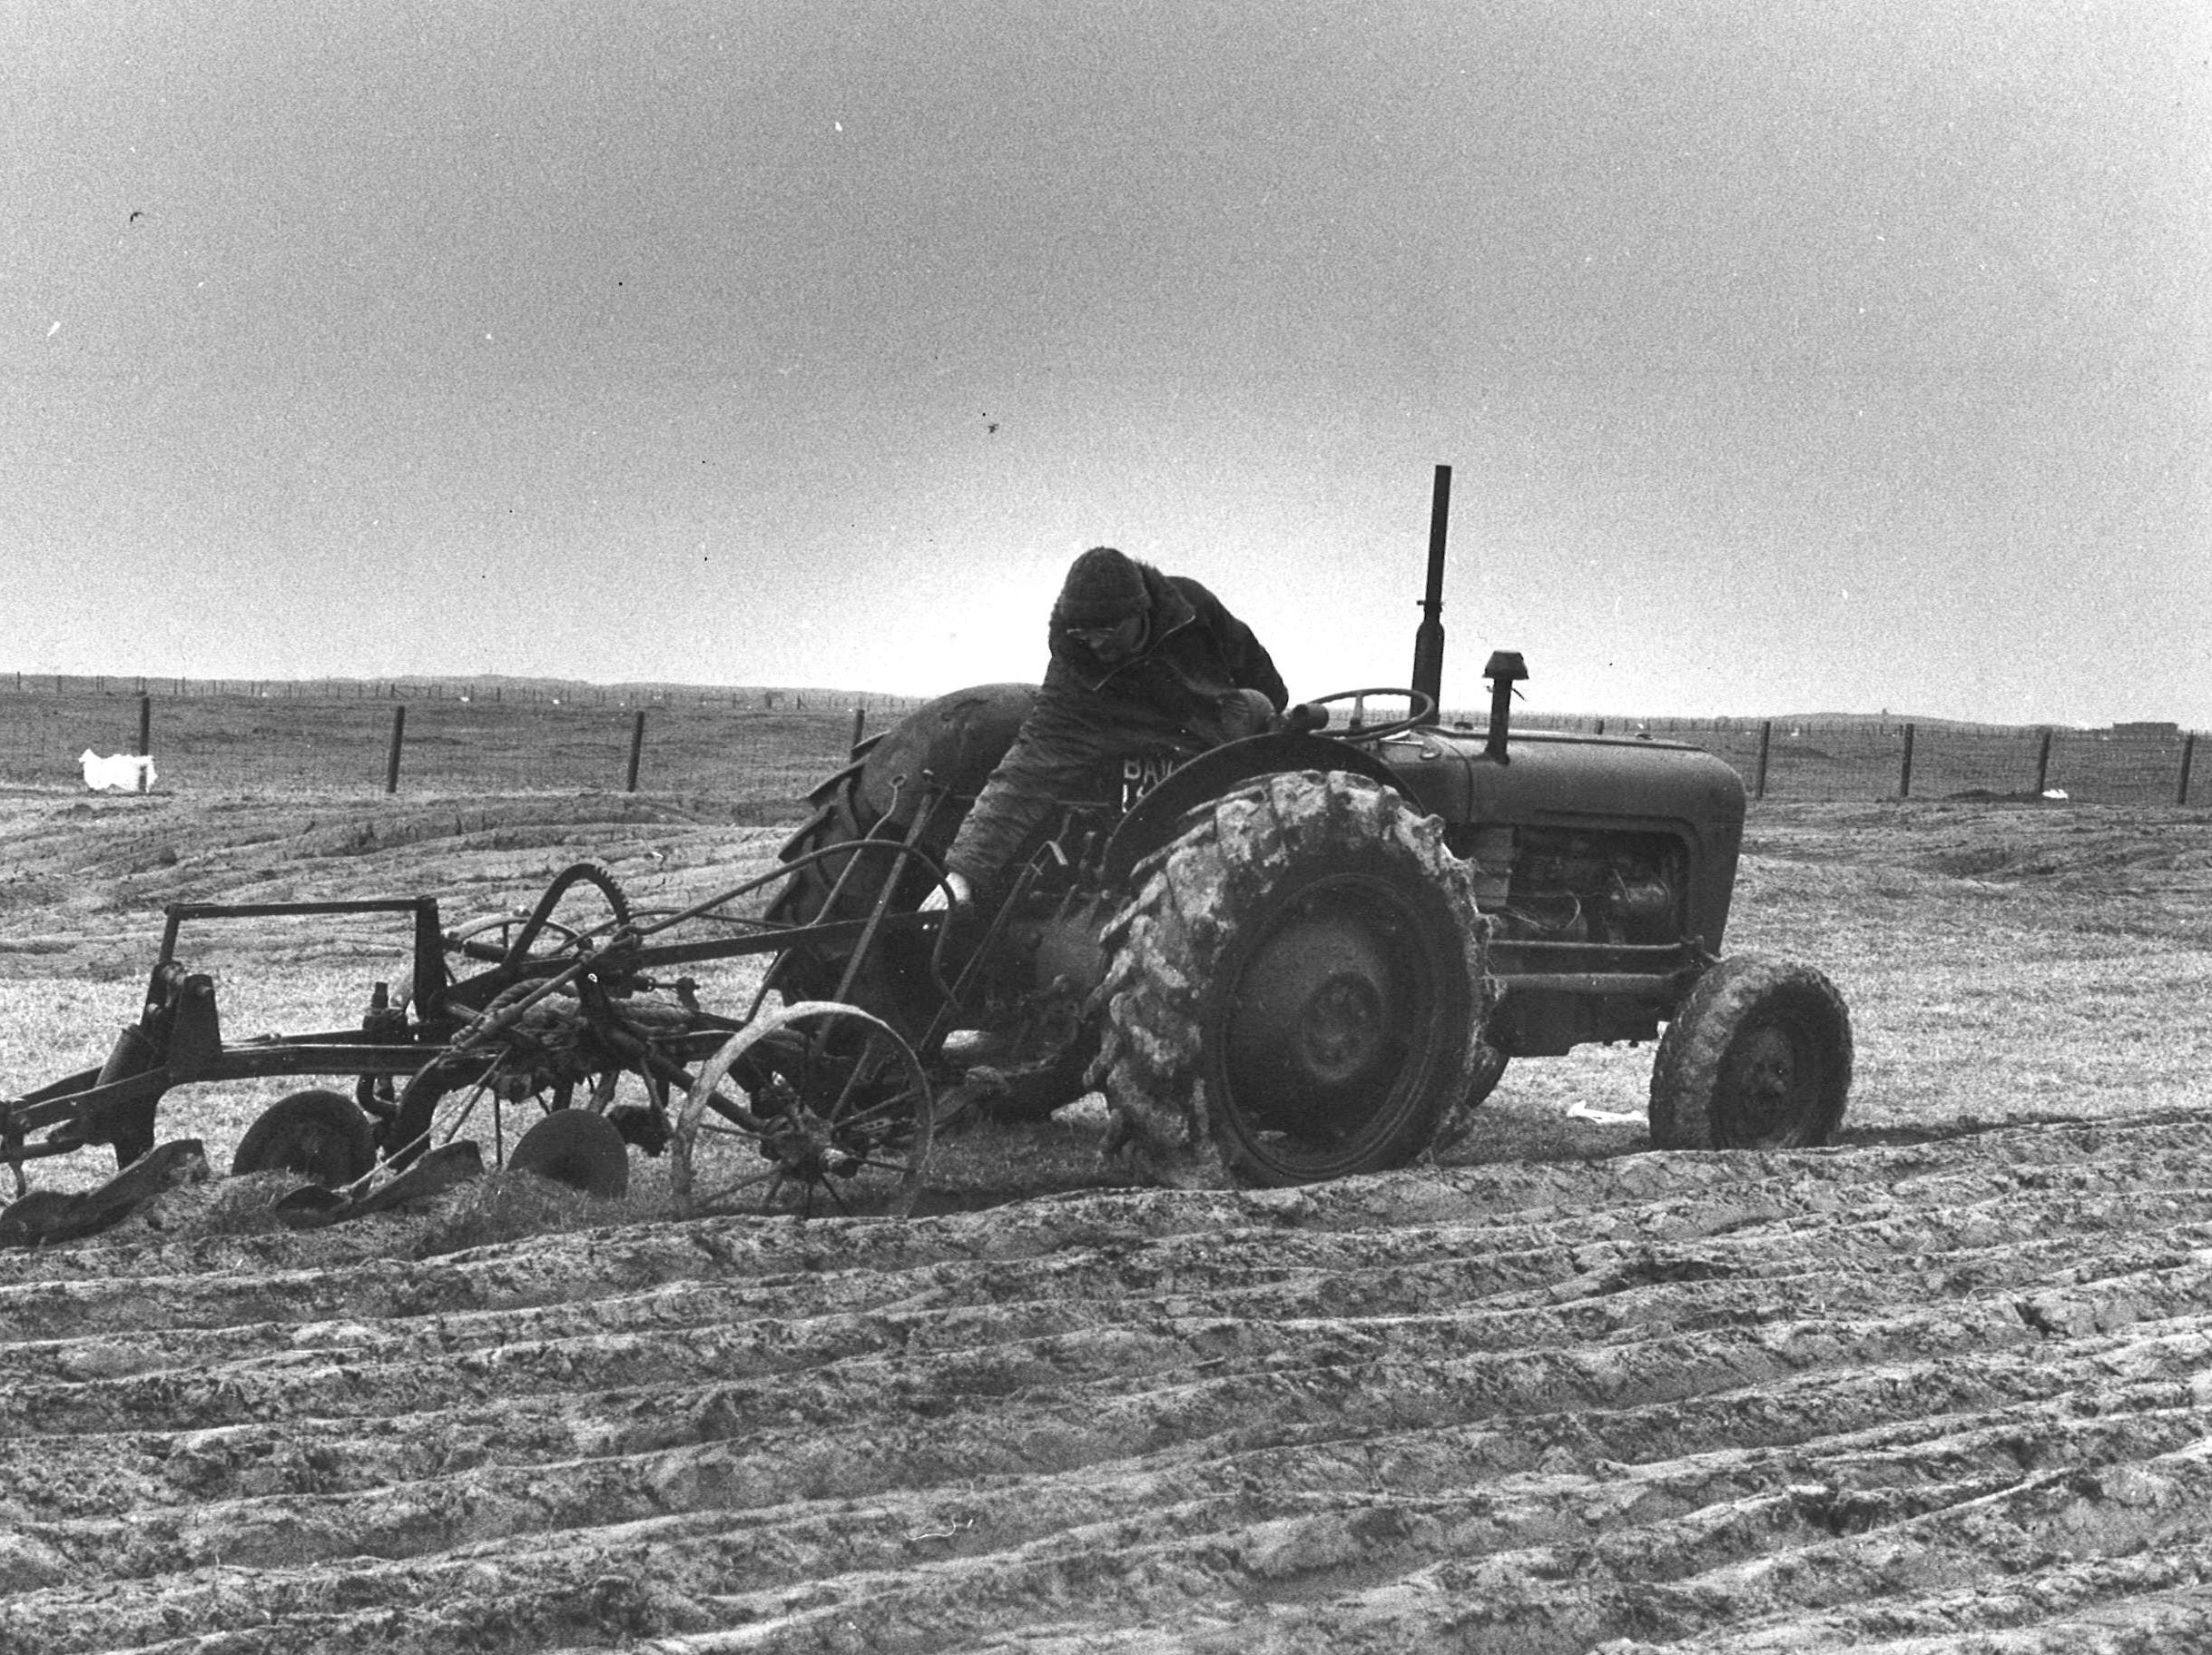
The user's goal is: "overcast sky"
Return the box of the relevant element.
[6,2,2207,725]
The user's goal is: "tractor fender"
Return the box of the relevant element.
[854,683,1037,828]
[1100,732,1404,886]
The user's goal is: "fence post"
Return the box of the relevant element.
[2180,734,2197,806]
[1755,720,1773,800]
[1899,724,1916,799]
[2033,727,2053,796]
[384,705,407,794]
[625,709,646,793]
[850,705,867,755]
[136,695,152,759]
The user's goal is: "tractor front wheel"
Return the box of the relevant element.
[1092,771,1492,1187]
[1647,955,1852,1149]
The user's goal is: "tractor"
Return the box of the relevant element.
[766,477,1852,1187]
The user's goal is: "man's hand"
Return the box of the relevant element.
[919,871,972,912]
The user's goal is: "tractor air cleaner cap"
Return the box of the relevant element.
[1483,650,1529,683]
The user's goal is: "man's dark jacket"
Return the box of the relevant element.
[944,565,1288,892]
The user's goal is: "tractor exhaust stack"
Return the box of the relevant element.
[1410,464,1450,724]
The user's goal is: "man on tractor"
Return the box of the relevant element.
[921,545,1288,911]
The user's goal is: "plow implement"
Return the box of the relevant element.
[1,843,959,1242]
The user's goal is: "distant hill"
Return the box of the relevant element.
[3,672,925,708]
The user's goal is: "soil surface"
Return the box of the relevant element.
[9,1118,2212,1653]
[2,792,2209,1652]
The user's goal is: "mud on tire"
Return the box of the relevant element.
[1091,770,1493,1187]
[1648,953,1853,1149]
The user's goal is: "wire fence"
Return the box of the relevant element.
[0,685,925,803]
[1497,712,2200,808]
[0,684,2199,809]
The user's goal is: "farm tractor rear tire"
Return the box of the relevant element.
[1092,770,1494,1187]
[763,684,1034,1040]
[1647,954,1853,1149]
[763,685,1102,1121]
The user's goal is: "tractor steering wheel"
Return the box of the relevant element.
[1293,687,1436,744]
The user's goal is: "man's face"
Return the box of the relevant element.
[1065,612,1146,665]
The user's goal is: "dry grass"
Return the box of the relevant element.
[1729,803,2212,1137]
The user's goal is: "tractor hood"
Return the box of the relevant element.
[1371,725,1747,831]
[1374,724,1747,953]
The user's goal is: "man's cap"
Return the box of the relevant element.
[1053,547,1148,626]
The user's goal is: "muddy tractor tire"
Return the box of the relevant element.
[1647,954,1853,1149]
[1465,1042,1508,1108]
[1093,770,1493,1187]
[764,684,1035,1037]
[1430,1042,1510,1155]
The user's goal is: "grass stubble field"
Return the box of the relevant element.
[0,773,2207,1653]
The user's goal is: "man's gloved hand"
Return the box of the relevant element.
[1220,686,1282,741]
[919,870,972,912]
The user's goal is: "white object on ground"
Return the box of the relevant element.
[1566,1099,1647,1126]
[80,749,156,793]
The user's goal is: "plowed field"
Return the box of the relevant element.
[2,793,2208,1652]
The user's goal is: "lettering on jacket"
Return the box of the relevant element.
[1119,751,1180,811]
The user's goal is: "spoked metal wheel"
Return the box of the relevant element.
[672,1001,933,1218]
